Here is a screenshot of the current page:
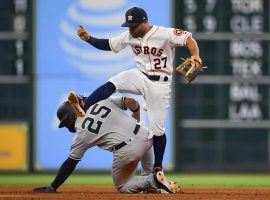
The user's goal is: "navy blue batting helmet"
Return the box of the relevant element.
[57,101,77,133]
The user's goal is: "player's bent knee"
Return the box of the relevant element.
[107,81,116,90]
[116,183,135,194]
[150,124,165,137]
[118,187,128,193]
[116,185,124,193]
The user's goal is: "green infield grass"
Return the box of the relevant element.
[1,173,270,187]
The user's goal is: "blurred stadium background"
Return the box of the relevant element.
[1,0,270,183]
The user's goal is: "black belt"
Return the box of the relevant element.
[114,124,140,151]
[141,71,168,82]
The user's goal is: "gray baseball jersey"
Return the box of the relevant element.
[69,97,158,193]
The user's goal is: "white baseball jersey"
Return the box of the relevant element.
[109,25,192,76]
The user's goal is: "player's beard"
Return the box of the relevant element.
[131,33,139,38]
[131,29,146,38]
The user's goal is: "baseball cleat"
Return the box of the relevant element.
[33,186,56,193]
[153,171,180,194]
[68,91,85,117]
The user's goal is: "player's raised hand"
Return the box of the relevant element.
[77,25,90,41]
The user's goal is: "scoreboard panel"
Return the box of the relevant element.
[0,0,32,80]
[0,0,33,119]
[0,0,33,172]
[174,0,270,171]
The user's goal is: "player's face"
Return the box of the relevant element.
[129,22,147,38]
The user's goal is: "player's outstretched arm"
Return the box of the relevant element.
[77,25,111,51]
[124,98,140,122]
[186,37,201,66]
[33,157,79,193]
[176,37,206,84]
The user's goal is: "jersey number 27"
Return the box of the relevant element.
[154,57,167,69]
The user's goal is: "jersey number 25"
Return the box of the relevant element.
[81,104,111,134]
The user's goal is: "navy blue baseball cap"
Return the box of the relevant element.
[121,7,148,27]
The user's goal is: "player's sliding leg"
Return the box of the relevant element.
[112,145,178,193]
[118,171,180,193]
[140,146,154,175]
[118,173,157,193]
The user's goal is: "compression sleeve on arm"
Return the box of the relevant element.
[50,157,79,190]
[87,36,111,51]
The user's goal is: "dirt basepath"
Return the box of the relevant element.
[0,186,270,200]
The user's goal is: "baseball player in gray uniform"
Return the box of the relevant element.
[33,91,179,194]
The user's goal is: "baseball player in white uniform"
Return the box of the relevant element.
[77,7,201,172]
[33,92,179,193]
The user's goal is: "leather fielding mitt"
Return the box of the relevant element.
[176,56,207,84]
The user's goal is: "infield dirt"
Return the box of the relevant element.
[0,186,270,200]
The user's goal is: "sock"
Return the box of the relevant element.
[50,157,79,190]
[153,134,167,169]
[84,81,116,111]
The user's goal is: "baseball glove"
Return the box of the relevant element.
[176,56,207,84]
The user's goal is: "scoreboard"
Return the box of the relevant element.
[0,0,32,79]
[0,0,33,171]
[0,0,33,120]
[174,0,270,171]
